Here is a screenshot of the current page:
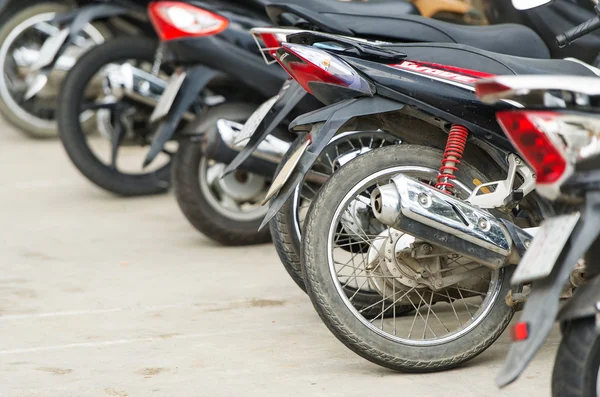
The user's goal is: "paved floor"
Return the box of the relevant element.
[0,119,558,397]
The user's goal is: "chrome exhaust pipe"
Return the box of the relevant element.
[371,174,518,269]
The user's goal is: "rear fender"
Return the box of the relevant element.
[222,80,307,176]
[144,65,220,167]
[497,191,600,388]
[259,96,404,229]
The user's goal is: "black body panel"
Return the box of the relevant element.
[342,43,596,152]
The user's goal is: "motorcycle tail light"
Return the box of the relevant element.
[496,110,571,199]
[511,322,529,341]
[148,1,228,41]
[498,110,600,198]
[275,43,373,101]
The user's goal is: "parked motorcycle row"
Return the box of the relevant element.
[3,0,600,395]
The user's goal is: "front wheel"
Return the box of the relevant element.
[303,145,519,372]
[553,317,600,397]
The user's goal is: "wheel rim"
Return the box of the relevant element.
[325,165,502,346]
[0,11,105,130]
[199,157,270,221]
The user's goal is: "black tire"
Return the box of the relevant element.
[173,103,271,246]
[57,37,171,196]
[0,3,109,138]
[303,145,518,372]
[553,317,600,397]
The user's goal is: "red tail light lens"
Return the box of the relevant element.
[148,1,228,41]
[496,111,567,185]
[275,43,372,98]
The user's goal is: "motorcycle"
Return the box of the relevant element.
[473,2,600,392]
[219,0,553,281]
[478,74,600,397]
[261,1,600,371]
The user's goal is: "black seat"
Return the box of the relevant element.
[380,42,597,77]
[330,13,550,59]
[267,2,550,59]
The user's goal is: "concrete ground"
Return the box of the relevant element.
[0,119,558,397]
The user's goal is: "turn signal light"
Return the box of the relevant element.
[148,1,228,41]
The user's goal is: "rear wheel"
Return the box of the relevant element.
[552,317,600,397]
[303,145,520,372]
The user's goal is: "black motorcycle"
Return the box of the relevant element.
[477,73,600,397]
[213,0,554,272]
[259,1,600,371]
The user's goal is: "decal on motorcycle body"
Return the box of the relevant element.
[389,60,494,90]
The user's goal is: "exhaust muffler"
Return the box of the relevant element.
[371,174,522,269]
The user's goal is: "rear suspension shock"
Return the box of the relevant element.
[435,124,469,194]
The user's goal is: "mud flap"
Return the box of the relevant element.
[143,65,219,167]
[258,96,404,230]
[497,191,600,388]
[222,80,306,176]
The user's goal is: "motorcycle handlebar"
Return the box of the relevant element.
[557,15,600,48]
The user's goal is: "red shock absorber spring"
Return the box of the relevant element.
[435,124,469,194]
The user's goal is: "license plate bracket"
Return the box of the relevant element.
[512,212,581,285]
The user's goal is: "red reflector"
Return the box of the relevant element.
[496,111,567,185]
[511,322,529,341]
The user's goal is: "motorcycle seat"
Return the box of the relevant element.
[267,2,550,59]
[380,42,597,76]
[332,14,550,59]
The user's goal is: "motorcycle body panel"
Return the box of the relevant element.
[497,191,600,388]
